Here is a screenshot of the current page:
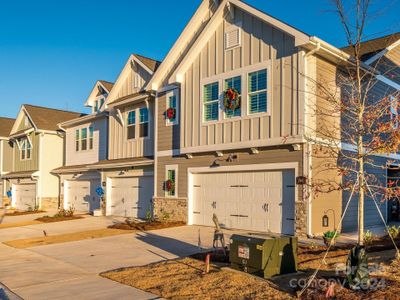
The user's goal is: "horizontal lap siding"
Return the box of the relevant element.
[156,146,303,199]
[108,102,154,160]
[157,93,180,151]
[180,9,303,151]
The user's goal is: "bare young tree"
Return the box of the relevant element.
[304,0,400,246]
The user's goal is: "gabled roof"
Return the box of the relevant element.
[134,54,161,73]
[98,80,114,93]
[0,117,15,138]
[341,32,400,59]
[21,105,84,132]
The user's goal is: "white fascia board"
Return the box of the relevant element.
[145,0,215,91]
[364,38,400,66]
[169,0,228,84]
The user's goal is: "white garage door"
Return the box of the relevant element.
[13,184,37,211]
[110,176,153,219]
[65,180,101,213]
[192,170,295,235]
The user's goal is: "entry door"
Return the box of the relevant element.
[14,184,36,211]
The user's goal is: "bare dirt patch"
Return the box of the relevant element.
[35,215,83,223]
[5,210,45,216]
[108,221,186,231]
[101,245,400,300]
[3,228,135,249]
[0,220,41,229]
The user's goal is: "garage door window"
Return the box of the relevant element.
[165,166,177,197]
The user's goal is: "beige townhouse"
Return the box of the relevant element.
[4,105,82,211]
[0,117,15,206]
[145,0,400,237]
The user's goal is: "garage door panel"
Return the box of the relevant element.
[14,184,36,211]
[66,180,101,213]
[192,169,295,235]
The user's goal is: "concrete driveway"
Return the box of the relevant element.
[0,216,238,300]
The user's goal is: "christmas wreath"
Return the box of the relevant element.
[165,179,175,192]
[166,107,176,120]
[223,88,240,111]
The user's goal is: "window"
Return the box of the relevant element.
[75,130,80,151]
[248,69,268,114]
[127,111,136,140]
[81,128,88,151]
[166,91,179,125]
[99,98,105,109]
[20,138,31,160]
[165,166,177,197]
[89,127,94,150]
[203,82,219,122]
[225,76,241,118]
[390,96,399,129]
[139,108,149,138]
[94,101,99,113]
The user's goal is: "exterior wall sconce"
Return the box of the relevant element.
[186,154,193,159]
[102,181,106,187]
[322,209,336,229]
[250,148,259,154]
[292,144,301,151]
[216,151,223,157]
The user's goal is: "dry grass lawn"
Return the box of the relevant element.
[5,210,45,216]
[3,228,135,248]
[0,220,41,229]
[101,246,400,300]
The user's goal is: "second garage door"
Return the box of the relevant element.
[192,169,296,235]
[109,176,153,219]
[65,180,101,213]
[13,183,37,211]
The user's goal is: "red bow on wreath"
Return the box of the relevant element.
[224,88,240,111]
[165,179,174,191]
[226,88,236,100]
[166,107,176,120]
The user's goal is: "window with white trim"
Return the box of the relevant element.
[390,95,399,129]
[139,108,149,138]
[127,111,136,140]
[20,138,31,160]
[165,166,177,197]
[248,69,268,114]
[166,90,179,125]
[81,128,88,151]
[203,82,219,122]
[75,129,80,151]
[89,127,94,150]
[224,76,241,118]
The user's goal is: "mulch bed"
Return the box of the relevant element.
[5,210,45,216]
[108,221,186,231]
[35,215,83,223]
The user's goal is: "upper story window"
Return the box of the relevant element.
[20,138,31,160]
[99,98,105,109]
[390,95,399,129]
[165,166,177,197]
[203,82,219,122]
[127,111,136,140]
[75,127,93,151]
[225,76,241,118]
[139,108,149,138]
[248,69,267,114]
[166,91,179,125]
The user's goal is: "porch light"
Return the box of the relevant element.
[322,214,329,227]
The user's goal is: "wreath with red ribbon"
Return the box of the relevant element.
[223,88,240,111]
[165,179,175,192]
[166,107,176,120]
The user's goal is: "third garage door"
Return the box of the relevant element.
[192,170,295,235]
[109,176,153,219]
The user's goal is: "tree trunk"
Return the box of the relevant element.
[358,158,365,246]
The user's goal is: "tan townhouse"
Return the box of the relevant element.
[145,0,400,237]
[0,117,15,206]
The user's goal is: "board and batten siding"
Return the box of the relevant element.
[108,101,155,160]
[65,118,108,166]
[13,133,39,172]
[177,9,305,151]
[113,67,152,102]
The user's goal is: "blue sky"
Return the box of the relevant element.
[0,0,399,118]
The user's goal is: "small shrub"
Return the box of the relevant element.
[323,231,340,239]
[54,206,75,218]
[364,230,375,245]
[146,210,153,223]
[387,225,400,239]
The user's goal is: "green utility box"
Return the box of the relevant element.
[229,234,298,278]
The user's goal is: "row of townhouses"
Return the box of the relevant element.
[1,0,399,237]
